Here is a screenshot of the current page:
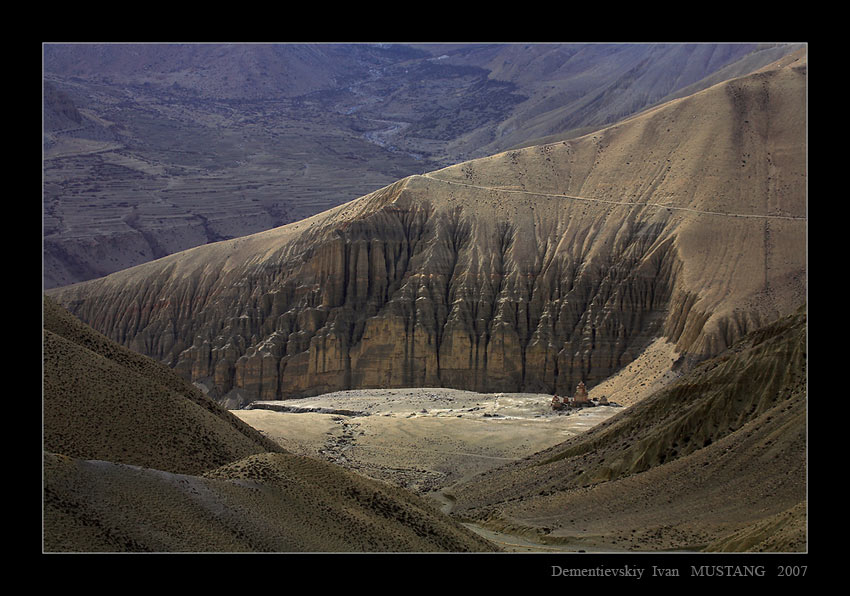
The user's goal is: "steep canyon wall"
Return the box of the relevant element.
[49,53,806,406]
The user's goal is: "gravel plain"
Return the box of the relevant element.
[236,388,623,502]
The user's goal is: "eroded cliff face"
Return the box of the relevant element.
[48,51,806,406]
[53,177,678,405]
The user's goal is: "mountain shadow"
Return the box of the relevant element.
[42,296,498,552]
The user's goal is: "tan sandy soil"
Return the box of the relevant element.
[234,387,639,552]
[234,338,682,501]
[231,339,680,524]
[235,388,623,498]
[587,337,683,407]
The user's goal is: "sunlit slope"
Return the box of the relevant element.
[428,47,806,359]
[48,51,806,404]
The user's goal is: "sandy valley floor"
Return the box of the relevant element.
[234,389,621,552]
[236,389,621,494]
[232,338,682,551]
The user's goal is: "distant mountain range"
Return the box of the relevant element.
[48,48,807,408]
[43,42,803,288]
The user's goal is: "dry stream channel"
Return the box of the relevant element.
[233,387,625,552]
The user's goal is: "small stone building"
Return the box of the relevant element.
[551,381,594,411]
[574,381,589,403]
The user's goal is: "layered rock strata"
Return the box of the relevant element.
[49,52,806,406]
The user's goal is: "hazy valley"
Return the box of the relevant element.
[43,43,807,558]
[43,42,801,288]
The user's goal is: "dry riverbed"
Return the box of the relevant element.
[231,341,682,551]
[233,388,622,500]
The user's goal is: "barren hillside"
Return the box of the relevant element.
[48,50,806,409]
[446,307,807,552]
[43,296,497,552]
[43,43,801,289]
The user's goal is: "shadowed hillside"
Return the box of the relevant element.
[42,296,498,552]
[446,308,807,552]
[43,295,284,474]
[48,50,807,408]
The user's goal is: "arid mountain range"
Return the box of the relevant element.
[48,48,807,410]
[43,45,808,554]
[447,306,807,551]
[43,42,803,288]
[43,293,806,552]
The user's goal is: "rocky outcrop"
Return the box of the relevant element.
[48,52,806,407]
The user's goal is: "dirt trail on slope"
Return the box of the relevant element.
[420,173,806,221]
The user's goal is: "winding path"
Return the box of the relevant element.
[418,173,806,221]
